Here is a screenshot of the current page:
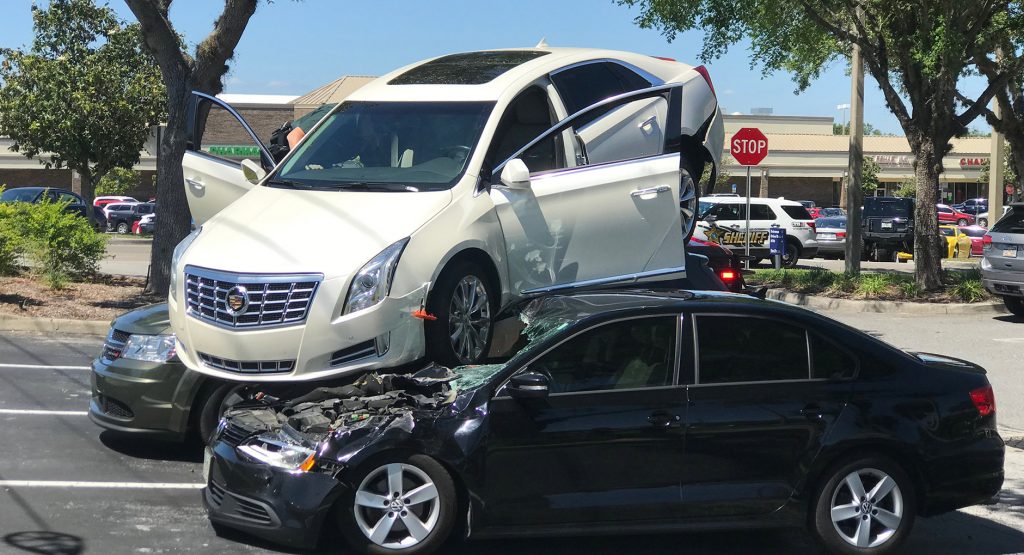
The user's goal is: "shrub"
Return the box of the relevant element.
[0,197,107,288]
[949,279,986,303]
[856,274,891,298]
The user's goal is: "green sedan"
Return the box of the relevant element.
[90,303,246,443]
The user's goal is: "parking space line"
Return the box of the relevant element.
[0,480,204,489]
[0,409,88,416]
[0,363,91,370]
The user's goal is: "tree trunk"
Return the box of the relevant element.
[145,76,192,296]
[912,139,943,291]
[78,167,95,211]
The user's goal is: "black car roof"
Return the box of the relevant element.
[532,289,793,320]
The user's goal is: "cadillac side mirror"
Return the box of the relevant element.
[509,371,549,399]
[241,159,267,185]
[499,159,531,190]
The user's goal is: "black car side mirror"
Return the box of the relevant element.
[509,371,550,399]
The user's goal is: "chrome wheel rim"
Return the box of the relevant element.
[448,275,490,363]
[354,463,440,550]
[680,172,698,239]
[830,468,903,549]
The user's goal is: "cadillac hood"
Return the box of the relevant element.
[182,186,453,278]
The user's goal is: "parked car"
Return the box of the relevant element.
[204,290,1004,555]
[819,206,845,218]
[981,202,1024,316]
[172,47,725,381]
[959,225,988,256]
[106,202,154,233]
[815,215,846,258]
[937,203,974,226]
[953,197,987,216]
[0,186,89,219]
[136,212,156,235]
[862,196,914,261]
[90,304,248,443]
[94,195,138,209]
[695,196,818,267]
[797,199,816,208]
[939,225,972,259]
[977,205,1010,228]
[687,237,747,292]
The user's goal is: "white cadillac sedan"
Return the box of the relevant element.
[170,47,724,381]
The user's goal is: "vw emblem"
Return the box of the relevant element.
[225,285,249,316]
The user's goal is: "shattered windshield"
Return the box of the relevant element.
[274,101,494,191]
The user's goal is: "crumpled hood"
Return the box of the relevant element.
[183,186,452,277]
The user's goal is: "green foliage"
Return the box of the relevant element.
[833,122,888,136]
[894,178,916,198]
[855,274,891,298]
[897,280,921,299]
[948,280,986,303]
[0,0,165,205]
[750,267,986,302]
[977,143,1018,192]
[0,195,107,288]
[698,158,732,194]
[861,156,881,196]
[95,167,140,197]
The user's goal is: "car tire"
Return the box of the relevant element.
[116,221,128,234]
[1004,296,1024,317]
[197,382,250,445]
[425,260,495,367]
[957,218,968,226]
[813,455,916,555]
[338,454,458,555]
[782,241,800,268]
[679,166,700,242]
[979,217,989,228]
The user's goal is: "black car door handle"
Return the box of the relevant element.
[648,411,681,428]
[800,404,823,419]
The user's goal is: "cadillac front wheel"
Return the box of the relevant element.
[425,261,495,367]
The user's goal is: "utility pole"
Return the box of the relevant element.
[988,99,1004,226]
[845,39,865,274]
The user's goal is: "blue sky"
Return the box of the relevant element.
[1,0,992,135]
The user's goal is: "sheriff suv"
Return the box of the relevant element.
[695,197,818,266]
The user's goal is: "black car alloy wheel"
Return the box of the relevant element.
[814,455,915,555]
[340,454,457,555]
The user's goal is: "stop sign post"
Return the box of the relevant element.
[730,128,769,267]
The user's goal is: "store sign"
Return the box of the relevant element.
[872,155,913,167]
[208,145,260,157]
[959,157,988,169]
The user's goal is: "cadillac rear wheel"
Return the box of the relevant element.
[814,455,915,555]
[425,261,494,367]
[341,454,457,555]
[680,167,700,242]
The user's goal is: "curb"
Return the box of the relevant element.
[0,314,109,335]
[767,289,1009,315]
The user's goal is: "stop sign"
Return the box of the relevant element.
[731,127,769,166]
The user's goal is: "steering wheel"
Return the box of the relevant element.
[441,145,472,164]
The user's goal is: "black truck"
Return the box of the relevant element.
[862,196,914,261]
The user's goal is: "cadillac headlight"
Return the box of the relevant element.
[169,226,202,295]
[121,334,177,363]
[343,238,409,315]
[238,433,316,471]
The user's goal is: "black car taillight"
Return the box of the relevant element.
[969,385,995,417]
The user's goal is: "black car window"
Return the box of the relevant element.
[695,315,809,384]
[550,61,652,115]
[749,204,776,220]
[864,199,912,218]
[781,205,813,220]
[57,192,81,205]
[529,317,676,394]
[811,334,858,380]
[991,207,1024,233]
[0,189,40,202]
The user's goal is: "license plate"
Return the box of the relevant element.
[1003,247,1018,258]
[881,222,893,230]
[818,233,836,240]
[203,447,212,483]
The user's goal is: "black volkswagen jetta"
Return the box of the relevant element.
[204,291,1003,555]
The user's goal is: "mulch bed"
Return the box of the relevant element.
[0,275,160,321]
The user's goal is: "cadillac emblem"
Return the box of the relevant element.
[225,285,249,316]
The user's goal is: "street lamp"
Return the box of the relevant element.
[836,103,851,133]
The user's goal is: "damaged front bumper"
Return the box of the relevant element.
[204,439,345,549]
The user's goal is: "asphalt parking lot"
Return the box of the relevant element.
[1,319,1023,554]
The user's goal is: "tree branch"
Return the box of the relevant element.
[193,0,259,93]
[124,0,189,78]
[956,70,1010,128]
